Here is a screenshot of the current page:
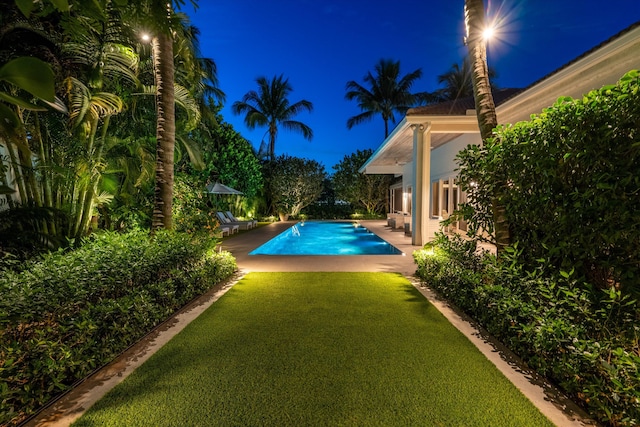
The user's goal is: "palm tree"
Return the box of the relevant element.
[345,58,428,138]
[148,28,176,231]
[232,74,313,162]
[433,57,498,102]
[464,0,509,253]
[126,1,194,232]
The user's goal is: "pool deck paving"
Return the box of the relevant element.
[26,220,596,427]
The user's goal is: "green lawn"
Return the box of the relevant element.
[73,272,553,426]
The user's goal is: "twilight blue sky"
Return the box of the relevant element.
[187,1,639,170]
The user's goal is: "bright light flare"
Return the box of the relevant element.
[483,26,495,41]
[141,33,151,42]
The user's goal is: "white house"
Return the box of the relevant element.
[360,21,640,246]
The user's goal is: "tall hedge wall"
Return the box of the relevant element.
[457,70,640,294]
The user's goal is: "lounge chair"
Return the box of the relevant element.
[216,212,252,231]
[217,225,231,237]
[225,211,257,228]
[388,212,407,229]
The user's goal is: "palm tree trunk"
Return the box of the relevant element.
[75,115,113,238]
[269,123,277,162]
[465,0,510,254]
[73,118,100,239]
[151,31,176,232]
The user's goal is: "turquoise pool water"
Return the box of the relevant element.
[249,221,402,255]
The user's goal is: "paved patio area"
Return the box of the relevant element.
[221,220,420,276]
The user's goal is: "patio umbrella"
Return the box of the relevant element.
[206,182,243,195]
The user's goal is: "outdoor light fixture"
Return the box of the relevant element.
[141,33,151,42]
[482,26,495,41]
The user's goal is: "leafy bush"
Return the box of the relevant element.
[0,230,237,426]
[173,173,220,236]
[456,70,640,294]
[264,155,326,217]
[414,234,639,426]
[332,149,392,215]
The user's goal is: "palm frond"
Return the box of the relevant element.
[174,83,201,130]
[175,133,204,170]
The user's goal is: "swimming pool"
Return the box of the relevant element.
[249,221,402,255]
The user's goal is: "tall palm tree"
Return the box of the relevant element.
[149,27,176,231]
[126,0,197,232]
[465,0,509,253]
[433,57,498,102]
[345,58,427,138]
[232,74,313,162]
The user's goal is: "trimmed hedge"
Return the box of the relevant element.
[414,234,639,427]
[0,230,237,426]
[456,70,640,294]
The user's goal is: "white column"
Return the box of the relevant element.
[411,123,431,246]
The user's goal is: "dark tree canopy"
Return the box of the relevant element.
[332,149,392,215]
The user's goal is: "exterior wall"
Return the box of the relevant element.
[431,134,480,181]
[424,133,481,241]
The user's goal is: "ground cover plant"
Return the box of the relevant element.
[415,234,640,427]
[0,230,237,426]
[73,272,552,427]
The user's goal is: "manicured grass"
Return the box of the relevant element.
[73,272,553,426]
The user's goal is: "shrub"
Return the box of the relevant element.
[414,234,640,426]
[173,173,220,236]
[0,230,237,426]
[264,155,326,217]
[456,70,640,295]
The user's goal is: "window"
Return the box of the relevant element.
[390,185,403,213]
[431,181,439,217]
[431,177,467,232]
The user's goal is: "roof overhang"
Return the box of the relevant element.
[497,24,640,123]
[359,113,479,174]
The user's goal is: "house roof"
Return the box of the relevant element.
[360,20,640,175]
[517,20,640,95]
[407,88,523,116]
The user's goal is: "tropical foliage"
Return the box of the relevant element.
[414,234,639,427]
[0,0,234,258]
[0,230,237,426]
[332,149,391,215]
[345,58,429,137]
[183,119,263,201]
[457,70,640,294]
[232,74,313,161]
[265,155,326,218]
[175,119,263,224]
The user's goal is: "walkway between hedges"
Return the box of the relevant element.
[28,221,594,426]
